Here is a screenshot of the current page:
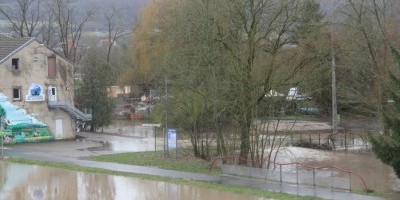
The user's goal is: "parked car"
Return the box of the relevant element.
[286,87,312,101]
[300,107,322,115]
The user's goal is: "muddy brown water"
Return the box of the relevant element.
[0,161,264,200]
[299,151,400,193]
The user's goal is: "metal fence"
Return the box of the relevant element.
[284,131,371,151]
[211,156,369,192]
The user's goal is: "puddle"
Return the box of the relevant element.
[0,161,264,200]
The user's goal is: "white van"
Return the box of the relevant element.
[286,87,311,101]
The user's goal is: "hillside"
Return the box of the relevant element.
[0,0,149,32]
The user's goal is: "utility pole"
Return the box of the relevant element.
[331,43,338,134]
[164,75,168,157]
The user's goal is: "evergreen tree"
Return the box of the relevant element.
[370,47,400,178]
[79,49,114,132]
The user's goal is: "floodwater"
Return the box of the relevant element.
[301,151,400,193]
[85,139,158,152]
[0,161,263,200]
[276,147,400,193]
[75,120,398,197]
[79,121,400,194]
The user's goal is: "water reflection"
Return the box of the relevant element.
[0,161,262,200]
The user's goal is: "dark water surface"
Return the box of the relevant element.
[0,161,263,200]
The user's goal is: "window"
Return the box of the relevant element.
[48,56,56,78]
[12,87,21,101]
[11,58,19,70]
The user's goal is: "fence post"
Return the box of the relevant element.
[296,163,299,186]
[300,133,303,145]
[331,169,333,190]
[280,165,282,183]
[234,157,237,165]
[327,136,329,146]
[349,172,352,191]
[313,168,316,187]
[318,133,321,145]
[248,160,251,178]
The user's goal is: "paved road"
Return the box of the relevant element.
[1,132,385,200]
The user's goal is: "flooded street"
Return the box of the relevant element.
[0,161,263,200]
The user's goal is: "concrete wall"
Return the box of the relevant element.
[0,40,76,139]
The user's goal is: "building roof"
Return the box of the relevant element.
[0,37,75,66]
[97,38,120,48]
[0,37,35,64]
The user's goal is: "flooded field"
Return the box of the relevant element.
[0,161,264,200]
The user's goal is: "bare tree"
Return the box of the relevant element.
[213,0,309,162]
[103,6,130,63]
[38,9,58,47]
[0,0,42,37]
[48,0,92,64]
[338,0,393,120]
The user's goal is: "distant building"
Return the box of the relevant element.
[0,37,91,141]
[108,85,131,98]
[97,38,120,49]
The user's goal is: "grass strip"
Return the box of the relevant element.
[6,157,321,200]
[88,151,222,175]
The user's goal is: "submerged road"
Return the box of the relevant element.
[2,132,385,200]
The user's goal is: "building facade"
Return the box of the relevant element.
[0,37,84,140]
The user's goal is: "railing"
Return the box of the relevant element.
[48,101,92,121]
[210,155,370,192]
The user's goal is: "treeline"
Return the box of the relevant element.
[120,0,400,162]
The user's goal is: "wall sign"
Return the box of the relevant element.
[26,83,45,102]
[167,129,177,149]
